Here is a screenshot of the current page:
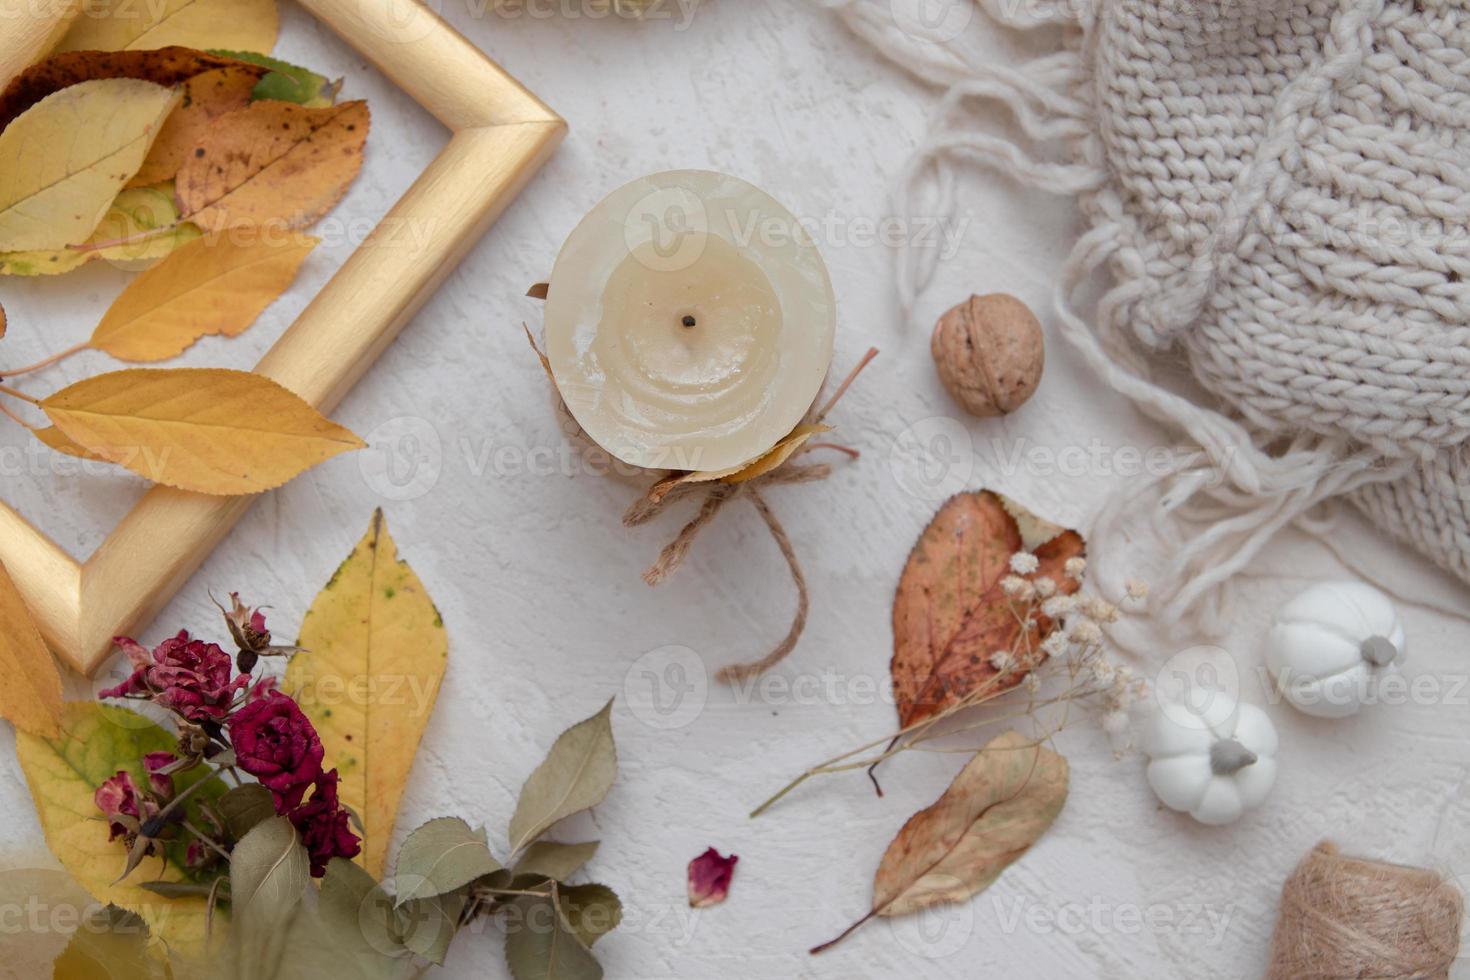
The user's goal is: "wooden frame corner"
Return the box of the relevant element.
[0,0,565,675]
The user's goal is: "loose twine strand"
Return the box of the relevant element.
[623,349,877,683]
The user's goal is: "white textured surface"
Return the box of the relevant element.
[1,2,1468,978]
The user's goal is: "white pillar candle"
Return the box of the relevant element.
[544,170,836,473]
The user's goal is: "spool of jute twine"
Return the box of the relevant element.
[1267,841,1464,980]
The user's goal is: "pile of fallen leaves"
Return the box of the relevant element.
[0,33,371,494]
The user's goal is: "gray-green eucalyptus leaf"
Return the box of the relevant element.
[512,841,600,882]
[393,817,501,905]
[508,700,617,858]
[228,817,309,978]
[504,892,602,980]
[214,783,275,840]
[557,883,622,948]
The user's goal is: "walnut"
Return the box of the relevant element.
[930,293,1044,417]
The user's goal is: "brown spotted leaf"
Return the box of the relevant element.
[891,491,1084,728]
[131,67,262,186]
[175,100,369,232]
[0,48,265,132]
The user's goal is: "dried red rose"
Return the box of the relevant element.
[95,771,145,843]
[688,847,739,908]
[245,675,279,703]
[287,769,360,877]
[228,690,324,809]
[99,631,248,722]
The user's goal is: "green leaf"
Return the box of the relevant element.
[513,841,600,882]
[508,701,617,858]
[558,884,621,948]
[208,49,340,106]
[393,817,501,905]
[505,893,602,980]
[137,881,217,899]
[15,702,227,951]
[227,817,309,977]
[214,783,275,840]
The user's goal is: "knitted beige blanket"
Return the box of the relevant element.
[826,0,1470,631]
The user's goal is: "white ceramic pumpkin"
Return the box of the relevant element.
[1265,581,1405,719]
[1144,694,1278,826]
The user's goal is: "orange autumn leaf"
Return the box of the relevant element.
[89,232,317,361]
[175,100,370,232]
[130,67,262,186]
[40,367,365,495]
[890,491,1084,728]
[0,558,63,737]
[0,47,265,132]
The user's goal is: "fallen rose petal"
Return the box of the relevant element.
[688,847,738,908]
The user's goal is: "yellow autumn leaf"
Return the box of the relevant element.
[286,510,448,877]
[647,424,832,502]
[15,702,225,953]
[90,233,318,361]
[32,424,113,461]
[0,558,63,737]
[0,79,180,252]
[721,423,831,484]
[55,0,279,55]
[0,184,200,277]
[40,367,365,494]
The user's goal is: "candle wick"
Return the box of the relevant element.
[681,315,697,328]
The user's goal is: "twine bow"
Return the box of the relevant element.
[527,306,875,683]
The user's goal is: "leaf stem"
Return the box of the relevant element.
[810,909,875,955]
[67,223,177,255]
[182,820,231,861]
[0,383,39,405]
[0,398,35,431]
[2,342,88,378]
[153,772,215,824]
[812,347,878,424]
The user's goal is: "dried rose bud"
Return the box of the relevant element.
[143,752,177,799]
[219,593,271,654]
[688,847,738,908]
[930,293,1044,417]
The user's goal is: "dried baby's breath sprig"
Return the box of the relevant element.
[751,556,1150,818]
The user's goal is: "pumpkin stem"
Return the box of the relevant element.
[1360,634,1398,668]
[1210,737,1257,776]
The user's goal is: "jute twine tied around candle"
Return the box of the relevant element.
[524,301,876,683]
[1267,841,1464,980]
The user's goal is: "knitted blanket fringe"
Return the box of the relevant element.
[819,0,1462,644]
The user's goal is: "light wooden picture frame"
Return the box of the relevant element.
[0,0,565,677]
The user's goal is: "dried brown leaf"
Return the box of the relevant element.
[890,491,1084,728]
[814,730,1067,953]
[0,47,264,132]
[131,67,261,186]
[175,100,369,232]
